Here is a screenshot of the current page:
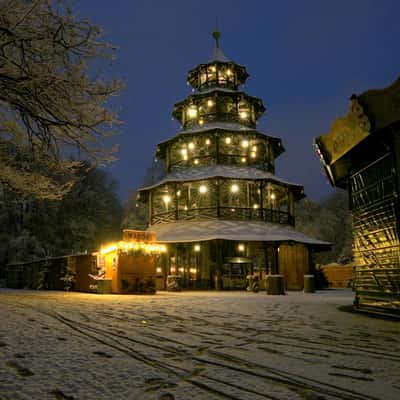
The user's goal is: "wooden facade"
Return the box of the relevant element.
[315,78,400,315]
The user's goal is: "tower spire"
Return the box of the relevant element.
[212,17,221,48]
[209,18,229,62]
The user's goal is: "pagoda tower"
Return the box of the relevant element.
[137,32,329,290]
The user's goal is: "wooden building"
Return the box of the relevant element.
[315,77,400,316]
[137,32,330,291]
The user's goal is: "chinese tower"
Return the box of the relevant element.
[137,31,329,290]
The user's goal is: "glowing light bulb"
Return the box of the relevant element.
[207,99,214,107]
[187,107,198,118]
[188,142,195,150]
[163,195,171,204]
[231,184,239,193]
[210,65,216,72]
[252,146,257,152]
[199,185,207,194]
[183,154,188,160]
[227,69,232,76]
[176,190,181,197]
[181,148,187,156]
[240,111,248,119]
[253,204,259,209]
[250,151,256,158]
[156,267,162,274]
[225,137,231,144]
[270,193,276,200]
[194,159,199,165]
[184,205,188,211]
[194,244,201,252]
[205,139,211,145]
[238,244,245,252]
[241,140,249,148]
[241,157,246,163]
[199,119,204,125]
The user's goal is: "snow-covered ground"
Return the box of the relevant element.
[0,289,399,400]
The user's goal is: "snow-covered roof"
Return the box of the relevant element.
[138,165,303,192]
[198,87,237,95]
[148,219,330,247]
[210,46,230,62]
[156,124,282,152]
[179,122,256,135]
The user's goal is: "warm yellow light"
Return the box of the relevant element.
[100,244,117,255]
[194,159,199,165]
[188,142,195,150]
[199,119,204,125]
[184,205,188,211]
[270,193,276,200]
[252,146,257,152]
[170,267,176,273]
[183,154,188,160]
[241,157,246,163]
[250,151,256,158]
[194,244,201,252]
[241,140,249,148]
[253,204,259,209]
[207,99,214,107]
[240,111,248,119]
[238,244,245,252]
[156,267,162,274]
[187,107,198,118]
[176,190,181,197]
[179,267,184,273]
[231,184,239,193]
[205,139,211,145]
[225,137,231,144]
[102,241,166,256]
[227,69,232,76]
[210,65,216,72]
[181,148,187,156]
[190,268,197,274]
[199,185,207,194]
[163,195,171,204]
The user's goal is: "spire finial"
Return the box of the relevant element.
[212,17,220,48]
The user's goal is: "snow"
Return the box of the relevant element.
[209,46,230,62]
[147,220,330,246]
[139,165,303,192]
[1,288,398,400]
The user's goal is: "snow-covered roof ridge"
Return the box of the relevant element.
[147,219,331,247]
[138,165,303,192]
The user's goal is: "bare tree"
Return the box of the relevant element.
[0,0,123,199]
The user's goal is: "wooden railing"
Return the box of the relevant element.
[151,207,294,226]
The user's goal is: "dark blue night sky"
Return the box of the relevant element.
[75,0,400,202]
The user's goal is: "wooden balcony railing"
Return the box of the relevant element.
[150,207,294,226]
